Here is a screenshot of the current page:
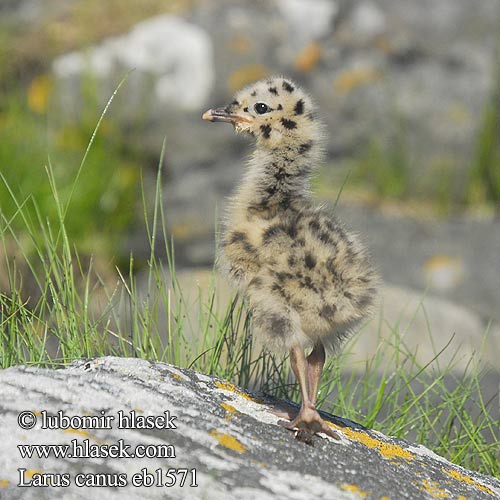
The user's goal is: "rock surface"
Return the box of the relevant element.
[1,357,498,499]
[333,203,500,325]
[53,14,214,114]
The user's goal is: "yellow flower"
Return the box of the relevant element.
[27,74,53,114]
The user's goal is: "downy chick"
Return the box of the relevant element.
[202,77,378,442]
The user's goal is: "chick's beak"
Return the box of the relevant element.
[202,107,251,124]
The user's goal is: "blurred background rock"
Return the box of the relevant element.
[1,0,500,369]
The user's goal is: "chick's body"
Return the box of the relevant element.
[222,181,375,354]
[203,77,378,441]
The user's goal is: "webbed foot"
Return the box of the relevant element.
[278,403,340,444]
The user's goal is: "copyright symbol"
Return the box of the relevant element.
[18,411,37,430]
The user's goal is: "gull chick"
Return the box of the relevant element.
[202,77,378,442]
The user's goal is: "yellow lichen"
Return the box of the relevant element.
[331,424,415,462]
[419,479,449,498]
[215,380,255,401]
[333,66,380,95]
[379,497,391,500]
[251,460,266,468]
[341,484,368,498]
[209,430,246,453]
[221,402,237,414]
[63,428,92,438]
[171,373,182,380]
[442,468,495,496]
[0,479,10,487]
[24,470,42,479]
[294,42,322,72]
[220,402,237,421]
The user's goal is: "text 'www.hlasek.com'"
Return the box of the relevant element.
[16,410,198,488]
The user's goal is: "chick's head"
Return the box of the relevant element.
[203,77,319,149]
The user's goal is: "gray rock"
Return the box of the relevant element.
[333,203,500,324]
[1,357,499,499]
[354,284,499,370]
[276,0,339,45]
[346,1,387,41]
[53,15,214,113]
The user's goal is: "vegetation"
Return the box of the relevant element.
[0,89,143,287]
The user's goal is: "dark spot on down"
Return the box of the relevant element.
[249,277,263,289]
[304,252,316,269]
[281,118,297,129]
[268,87,278,95]
[309,219,320,232]
[260,124,272,139]
[271,283,290,301]
[320,304,336,318]
[279,195,292,210]
[294,99,304,115]
[229,231,255,254]
[265,183,278,196]
[276,271,293,282]
[277,104,283,110]
[299,141,313,154]
[269,314,289,338]
[286,222,298,238]
[229,231,247,244]
[282,80,295,92]
[274,168,288,181]
[251,90,257,97]
[319,231,331,244]
[357,289,375,309]
[243,107,248,112]
[263,224,282,242]
[300,275,319,293]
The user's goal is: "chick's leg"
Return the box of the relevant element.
[278,344,340,442]
[306,342,325,406]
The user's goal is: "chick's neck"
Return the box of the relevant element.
[239,135,319,213]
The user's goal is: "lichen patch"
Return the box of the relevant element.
[220,402,238,421]
[442,468,495,496]
[418,479,450,498]
[63,428,92,439]
[333,424,415,462]
[215,380,256,401]
[341,483,368,497]
[209,430,246,454]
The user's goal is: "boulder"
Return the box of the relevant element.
[52,14,214,115]
[1,357,499,499]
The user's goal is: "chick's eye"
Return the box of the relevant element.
[254,102,270,115]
